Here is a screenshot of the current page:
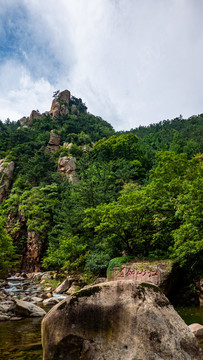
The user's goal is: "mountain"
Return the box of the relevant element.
[0,90,202,283]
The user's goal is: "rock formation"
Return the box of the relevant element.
[71,104,78,115]
[58,156,78,183]
[45,130,61,154]
[22,231,42,272]
[28,110,42,126]
[107,261,173,293]
[19,116,27,126]
[13,299,46,317]
[49,90,70,119]
[42,280,202,360]
[0,159,15,203]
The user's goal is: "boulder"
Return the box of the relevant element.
[66,283,80,295]
[45,130,61,154]
[19,116,27,126]
[189,323,203,342]
[58,156,78,184]
[0,314,10,321]
[43,298,59,307]
[42,280,202,360]
[107,260,173,294]
[30,296,43,304]
[28,110,42,126]
[0,159,15,203]
[54,278,74,294]
[13,299,46,317]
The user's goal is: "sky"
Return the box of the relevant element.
[0,0,203,131]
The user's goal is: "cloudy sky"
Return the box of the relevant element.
[0,0,203,130]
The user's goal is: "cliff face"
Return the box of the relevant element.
[42,280,202,360]
[0,159,14,203]
[49,90,70,118]
[21,231,42,272]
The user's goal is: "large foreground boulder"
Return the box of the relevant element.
[42,280,202,360]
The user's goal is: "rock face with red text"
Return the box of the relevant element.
[0,159,15,203]
[107,260,173,294]
[42,280,202,360]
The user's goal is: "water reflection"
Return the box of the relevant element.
[0,318,43,360]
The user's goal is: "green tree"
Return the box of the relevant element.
[0,217,17,276]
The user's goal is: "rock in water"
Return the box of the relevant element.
[42,280,202,360]
[14,299,46,317]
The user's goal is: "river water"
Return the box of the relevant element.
[0,317,42,359]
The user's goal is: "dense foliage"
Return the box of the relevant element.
[0,98,202,278]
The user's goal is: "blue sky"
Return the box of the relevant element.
[0,0,203,130]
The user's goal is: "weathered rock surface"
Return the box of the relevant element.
[42,280,202,360]
[71,104,78,115]
[19,116,27,126]
[54,278,73,294]
[108,260,174,294]
[22,231,42,272]
[49,90,70,119]
[45,130,61,154]
[28,110,42,126]
[43,297,59,307]
[189,323,203,342]
[0,159,15,203]
[13,299,46,317]
[58,156,78,183]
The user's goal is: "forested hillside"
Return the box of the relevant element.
[0,91,202,283]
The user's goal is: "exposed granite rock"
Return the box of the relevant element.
[22,231,42,272]
[45,130,61,154]
[63,142,73,149]
[71,104,78,115]
[0,159,15,203]
[19,116,27,126]
[42,280,202,360]
[58,156,78,184]
[49,90,70,119]
[28,110,42,126]
[107,260,174,295]
[43,298,59,307]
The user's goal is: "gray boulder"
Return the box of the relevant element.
[43,297,59,307]
[42,280,202,360]
[13,299,46,317]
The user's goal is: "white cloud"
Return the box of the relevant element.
[0,60,54,121]
[0,0,203,129]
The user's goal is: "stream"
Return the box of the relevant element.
[0,277,202,359]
